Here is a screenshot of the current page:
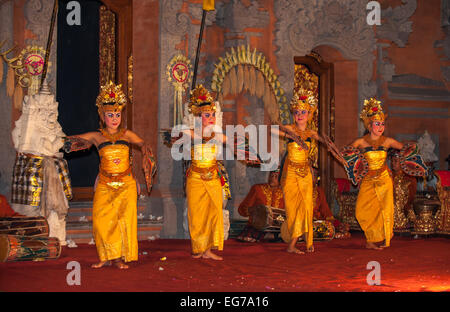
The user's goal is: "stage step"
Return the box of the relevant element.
[229,220,247,238]
[66,200,163,244]
[67,201,152,222]
[66,220,163,244]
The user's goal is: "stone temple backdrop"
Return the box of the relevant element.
[0,0,448,238]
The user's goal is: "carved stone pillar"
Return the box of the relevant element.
[0,0,15,198]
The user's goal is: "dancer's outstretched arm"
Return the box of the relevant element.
[309,131,348,168]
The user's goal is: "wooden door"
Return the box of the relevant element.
[293,53,335,204]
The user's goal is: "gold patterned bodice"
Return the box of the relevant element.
[188,143,219,181]
[363,150,387,171]
[97,141,132,188]
[191,143,217,168]
[362,148,390,181]
[284,140,312,178]
[287,141,311,164]
[99,142,131,174]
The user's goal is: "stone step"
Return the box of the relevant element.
[229,220,247,238]
[67,200,155,223]
[67,206,149,222]
[66,220,163,244]
[66,200,163,243]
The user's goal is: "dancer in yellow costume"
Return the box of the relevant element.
[273,91,343,254]
[64,82,156,268]
[167,85,259,260]
[184,85,225,260]
[341,99,412,250]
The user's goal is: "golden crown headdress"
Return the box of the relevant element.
[96,81,127,113]
[360,98,387,129]
[188,84,216,116]
[290,89,318,120]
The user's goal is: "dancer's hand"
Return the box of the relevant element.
[321,135,348,168]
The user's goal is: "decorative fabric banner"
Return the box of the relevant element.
[166,54,193,126]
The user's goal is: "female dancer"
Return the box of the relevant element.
[64,81,156,268]
[185,85,224,260]
[167,85,257,260]
[273,91,344,255]
[341,98,426,250]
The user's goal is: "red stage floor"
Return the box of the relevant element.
[1,233,449,292]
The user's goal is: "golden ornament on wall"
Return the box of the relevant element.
[17,46,50,96]
[1,43,50,110]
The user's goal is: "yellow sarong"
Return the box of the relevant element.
[280,141,314,248]
[356,150,394,246]
[92,142,138,262]
[186,143,223,254]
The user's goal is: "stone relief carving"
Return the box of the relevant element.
[274,0,377,134]
[376,0,417,91]
[217,0,270,50]
[377,0,417,48]
[274,0,417,134]
[0,0,14,47]
[216,0,269,30]
[160,0,191,36]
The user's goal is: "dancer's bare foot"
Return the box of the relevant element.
[191,253,202,259]
[113,259,129,269]
[379,244,389,249]
[366,242,382,250]
[91,260,111,268]
[287,247,305,254]
[202,249,223,261]
[287,237,304,254]
[306,245,315,253]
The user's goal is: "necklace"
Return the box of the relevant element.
[293,124,310,140]
[363,134,386,148]
[101,128,125,143]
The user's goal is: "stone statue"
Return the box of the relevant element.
[10,81,72,245]
[417,130,438,163]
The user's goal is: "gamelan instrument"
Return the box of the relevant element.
[249,204,286,232]
[0,216,49,237]
[0,235,61,262]
[296,220,336,241]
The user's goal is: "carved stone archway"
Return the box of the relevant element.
[210,45,289,219]
[274,0,417,135]
[211,45,289,125]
